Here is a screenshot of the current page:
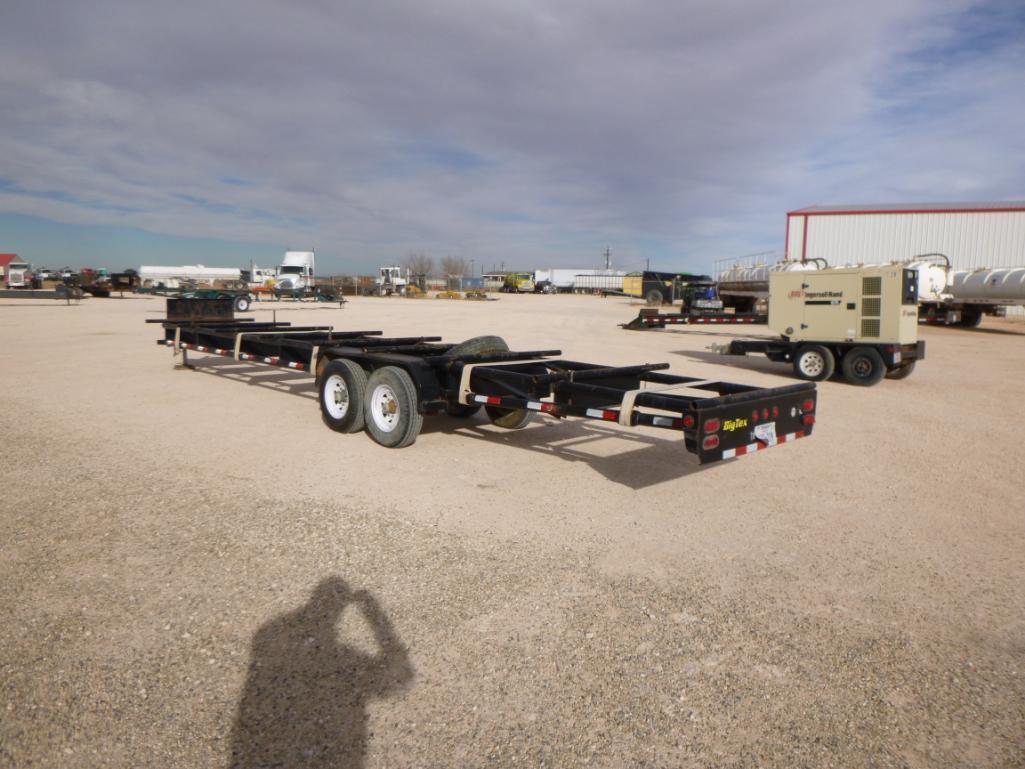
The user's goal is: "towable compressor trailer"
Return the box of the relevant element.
[151,300,818,463]
[714,265,925,386]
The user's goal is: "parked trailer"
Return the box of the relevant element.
[714,265,925,385]
[574,272,626,293]
[622,308,768,329]
[152,302,818,463]
[910,256,1025,326]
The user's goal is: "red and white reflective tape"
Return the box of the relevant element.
[525,401,557,413]
[721,430,805,459]
[651,415,687,428]
[648,316,762,325]
[169,340,307,370]
[584,407,619,422]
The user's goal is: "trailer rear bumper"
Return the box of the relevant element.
[691,384,815,464]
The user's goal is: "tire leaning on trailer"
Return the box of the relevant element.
[444,335,534,429]
[363,366,424,448]
[792,344,836,382]
[319,359,368,433]
[841,346,886,386]
[441,335,506,418]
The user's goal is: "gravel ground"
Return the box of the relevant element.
[1,293,1023,768]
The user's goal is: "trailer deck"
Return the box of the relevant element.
[622,308,768,329]
[155,312,817,464]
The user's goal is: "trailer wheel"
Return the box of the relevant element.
[792,344,835,381]
[319,359,368,433]
[233,294,251,312]
[885,360,916,380]
[645,289,663,306]
[841,347,886,386]
[485,405,534,429]
[960,308,983,327]
[364,366,423,448]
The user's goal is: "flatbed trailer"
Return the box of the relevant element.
[622,308,768,329]
[153,312,818,464]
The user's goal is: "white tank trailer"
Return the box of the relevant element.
[138,265,242,289]
[716,260,822,312]
[919,265,1025,326]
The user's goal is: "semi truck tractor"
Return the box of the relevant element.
[276,250,316,291]
[715,265,925,385]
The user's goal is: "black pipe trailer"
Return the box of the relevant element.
[622,308,768,330]
[153,313,818,464]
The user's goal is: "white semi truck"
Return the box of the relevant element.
[4,259,32,288]
[276,250,316,291]
[374,266,409,295]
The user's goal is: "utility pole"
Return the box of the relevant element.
[646,257,650,271]
[603,247,611,270]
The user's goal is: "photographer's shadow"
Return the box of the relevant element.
[228,577,414,769]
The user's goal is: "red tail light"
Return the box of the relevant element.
[703,418,720,433]
[762,408,769,420]
[682,414,695,428]
[702,435,720,450]
[752,409,760,421]
[802,399,815,412]
[772,405,779,417]
[802,414,816,426]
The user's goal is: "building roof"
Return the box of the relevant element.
[789,202,1025,215]
[0,254,19,268]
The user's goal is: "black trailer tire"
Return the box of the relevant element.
[960,308,983,327]
[885,360,917,380]
[442,335,505,417]
[364,366,423,448]
[841,347,886,386]
[444,335,519,419]
[233,294,251,312]
[445,335,533,428]
[792,344,835,381]
[447,335,510,357]
[321,360,371,434]
[645,289,663,306]
[319,359,368,433]
[485,405,534,429]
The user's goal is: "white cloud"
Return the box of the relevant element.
[1,0,1020,272]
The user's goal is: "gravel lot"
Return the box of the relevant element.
[2,293,1023,768]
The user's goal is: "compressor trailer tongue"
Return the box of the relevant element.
[155,316,816,464]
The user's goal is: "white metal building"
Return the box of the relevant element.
[785,202,1025,270]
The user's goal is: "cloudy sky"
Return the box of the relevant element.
[1,0,1022,274]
